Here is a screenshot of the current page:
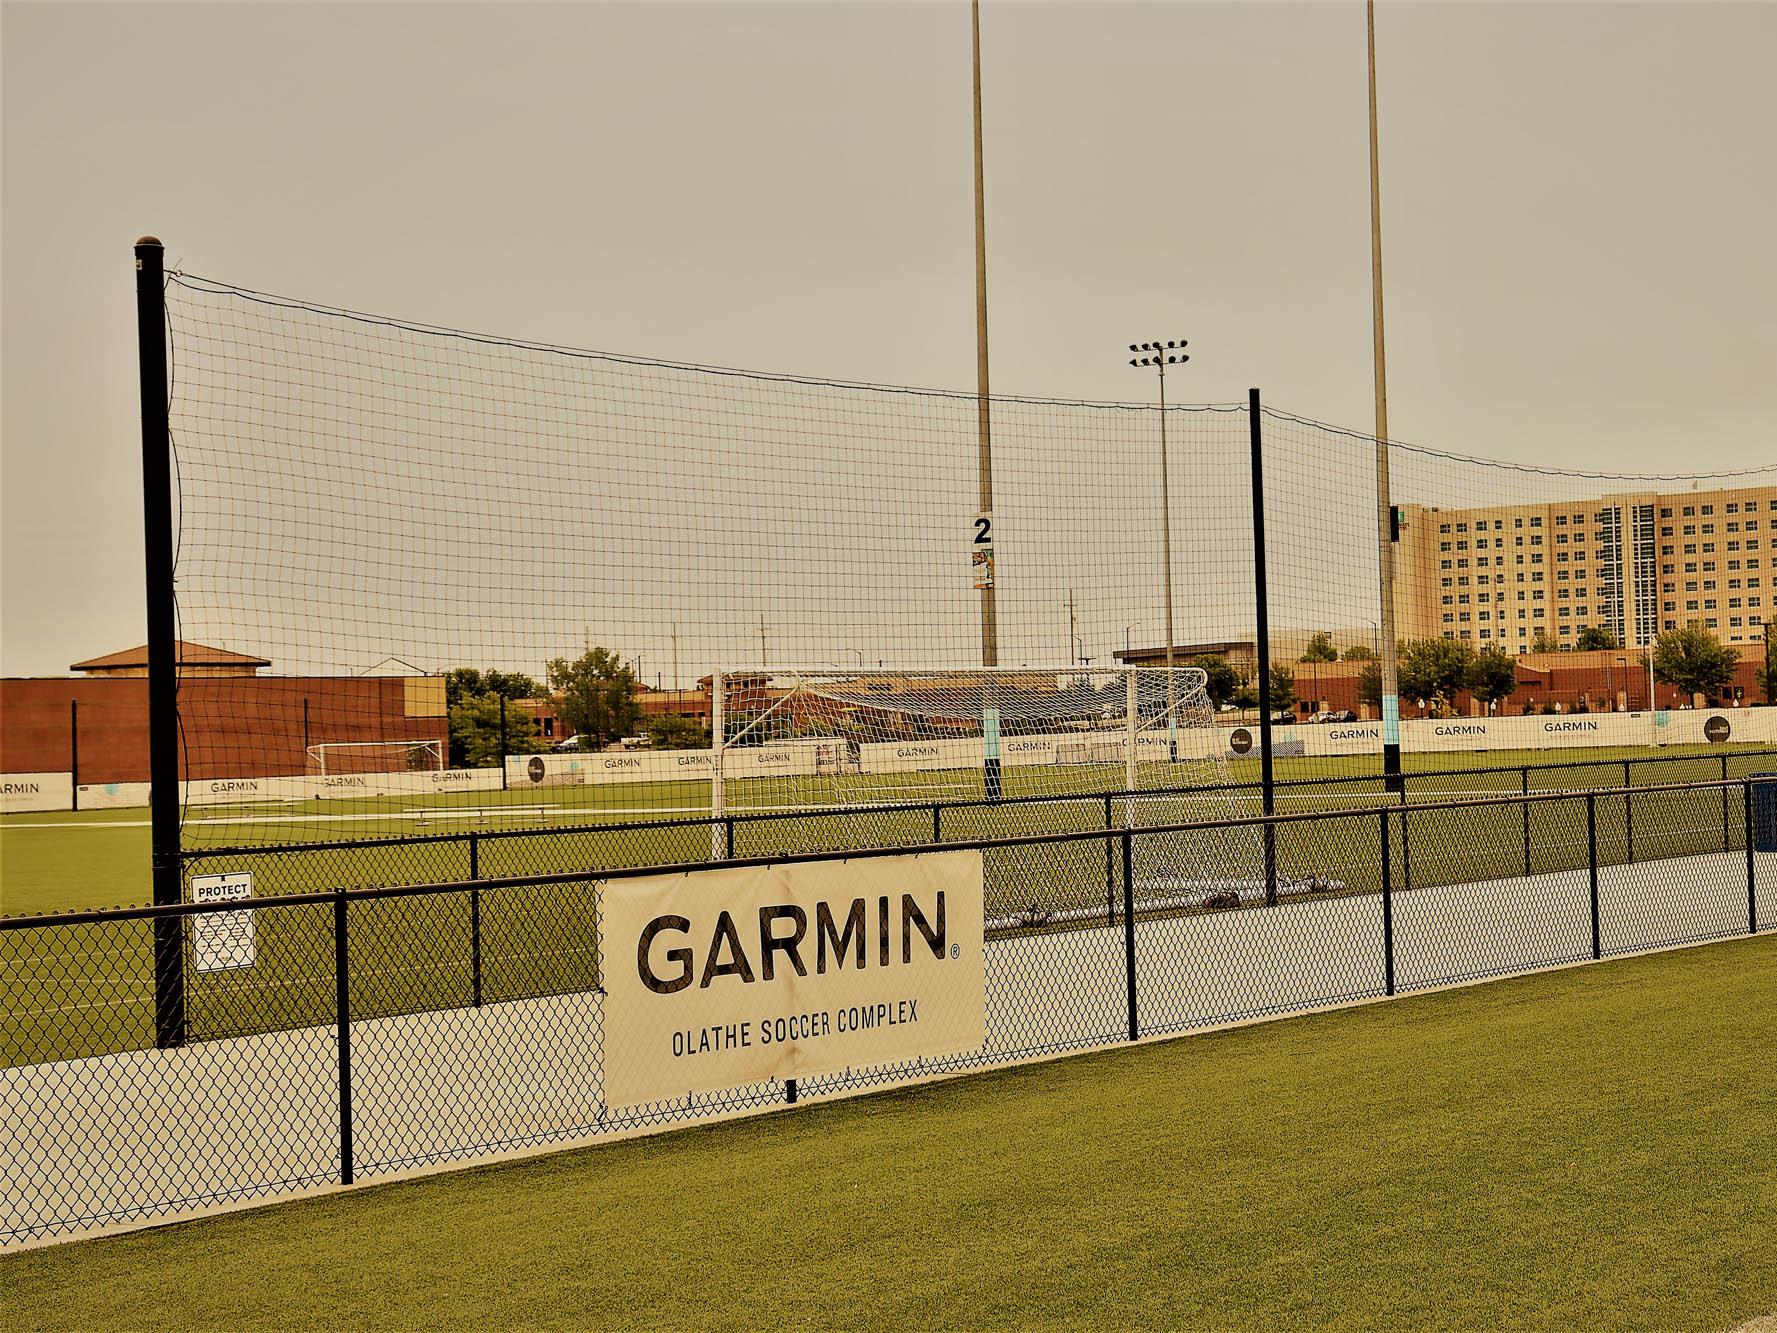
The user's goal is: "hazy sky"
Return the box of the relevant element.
[4,1,1775,678]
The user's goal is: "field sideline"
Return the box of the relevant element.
[5,935,1772,1330]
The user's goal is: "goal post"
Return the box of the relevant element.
[304,739,445,777]
[707,665,1249,854]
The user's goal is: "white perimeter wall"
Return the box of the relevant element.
[7,709,1776,812]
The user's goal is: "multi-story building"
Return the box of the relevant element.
[1397,484,1777,653]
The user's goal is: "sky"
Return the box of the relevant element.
[3,0,1775,678]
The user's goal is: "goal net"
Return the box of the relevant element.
[712,666,1264,902]
[305,740,445,777]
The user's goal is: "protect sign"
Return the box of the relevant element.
[602,850,985,1107]
[190,871,255,973]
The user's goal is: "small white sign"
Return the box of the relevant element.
[192,871,256,973]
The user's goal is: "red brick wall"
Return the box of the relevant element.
[0,678,447,782]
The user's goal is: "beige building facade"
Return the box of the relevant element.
[1398,484,1777,653]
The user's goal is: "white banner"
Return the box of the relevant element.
[0,772,73,813]
[602,850,986,1107]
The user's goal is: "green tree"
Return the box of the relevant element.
[1342,644,1376,661]
[1356,661,1382,708]
[1269,665,1296,712]
[445,667,543,709]
[1398,638,1476,711]
[1187,654,1241,709]
[546,647,641,750]
[1530,630,1559,653]
[1465,645,1518,709]
[1575,626,1620,651]
[1298,631,1338,664]
[1653,624,1739,703]
[1232,680,1259,711]
[449,691,543,768]
[641,713,710,750]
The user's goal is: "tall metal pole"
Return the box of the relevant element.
[972,0,999,667]
[1159,361,1175,674]
[1367,1,1402,795]
[137,236,185,1050]
[1249,389,1277,907]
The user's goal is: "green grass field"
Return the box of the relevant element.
[3,743,1769,1067]
[6,935,1772,1330]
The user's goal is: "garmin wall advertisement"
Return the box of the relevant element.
[602,850,986,1107]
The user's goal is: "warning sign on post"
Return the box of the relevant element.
[191,871,256,972]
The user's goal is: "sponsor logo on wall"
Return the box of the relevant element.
[1705,715,1732,743]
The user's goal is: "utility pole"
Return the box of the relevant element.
[760,615,767,668]
[671,623,680,693]
[1068,589,1078,665]
[971,0,998,667]
[1367,0,1403,794]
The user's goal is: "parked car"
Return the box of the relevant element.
[1268,710,1294,726]
[551,734,584,752]
[1308,710,1358,724]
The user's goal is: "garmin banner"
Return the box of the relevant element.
[602,849,986,1107]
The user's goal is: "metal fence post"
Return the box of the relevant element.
[932,804,942,844]
[469,833,483,1009]
[1122,830,1137,1040]
[68,699,80,812]
[1521,767,1532,877]
[1746,780,1758,936]
[725,817,736,859]
[1586,793,1601,961]
[1624,764,1635,865]
[1248,388,1279,904]
[1104,796,1116,925]
[1721,755,1732,853]
[1379,809,1395,996]
[334,890,354,1186]
[137,236,185,1051]
[1399,801,1412,891]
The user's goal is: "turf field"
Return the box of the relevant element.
[4,741,1770,915]
[5,935,1772,1330]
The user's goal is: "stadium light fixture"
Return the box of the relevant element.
[1124,339,1189,675]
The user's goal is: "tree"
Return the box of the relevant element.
[1397,638,1475,711]
[1232,680,1259,711]
[1653,625,1738,703]
[1465,645,1518,709]
[1356,661,1382,708]
[1299,631,1338,664]
[1342,644,1376,661]
[1530,630,1559,653]
[1270,665,1296,712]
[546,647,641,750]
[449,691,543,767]
[1187,654,1241,709]
[1575,626,1619,651]
[641,713,710,750]
[445,667,542,709]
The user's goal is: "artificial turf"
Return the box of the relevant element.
[5,934,1773,1330]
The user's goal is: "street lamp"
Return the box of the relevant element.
[1127,340,1188,674]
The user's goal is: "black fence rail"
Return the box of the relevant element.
[4,776,1773,1246]
[175,746,1777,898]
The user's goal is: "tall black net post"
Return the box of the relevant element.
[136,236,185,1050]
[1250,389,1278,906]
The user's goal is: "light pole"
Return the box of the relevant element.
[1127,340,1188,673]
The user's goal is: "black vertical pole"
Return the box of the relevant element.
[334,889,354,1185]
[469,833,483,1008]
[785,1078,798,1105]
[70,699,80,812]
[1745,781,1757,936]
[1104,795,1116,925]
[1248,389,1278,907]
[1521,768,1532,877]
[1624,762,1634,865]
[932,804,942,844]
[137,237,185,1051]
[1586,792,1601,960]
[302,698,311,758]
[1379,809,1395,996]
[499,695,509,791]
[1721,755,1731,852]
[1121,830,1138,1040]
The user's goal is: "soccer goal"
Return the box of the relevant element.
[304,739,445,776]
[706,666,1260,863]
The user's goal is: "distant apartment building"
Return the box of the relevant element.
[1397,484,1777,653]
